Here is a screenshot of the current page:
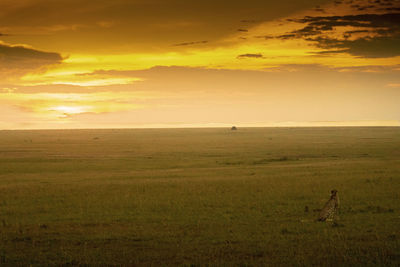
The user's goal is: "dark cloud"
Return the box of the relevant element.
[240,20,260,23]
[342,29,370,38]
[0,43,62,66]
[314,5,325,12]
[173,40,208,46]
[0,43,62,62]
[356,5,376,11]
[344,29,370,34]
[237,29,248,32]
[254,35,274,40]
[237,53,264,59]
[273,12,400,58]
[291,13,400,35]
[0,42,63,79]
[378,0,394,7]
[309,36,400,58]
[383,7,400,11]
[277,33,297,39]
[311,49,349,56]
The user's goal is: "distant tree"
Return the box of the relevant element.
[231,126,237,130]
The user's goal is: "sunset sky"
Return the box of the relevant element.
[1,0,399,129]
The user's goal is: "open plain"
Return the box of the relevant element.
[0,127,399,266]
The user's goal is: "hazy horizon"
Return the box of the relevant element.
[2,120,399,131]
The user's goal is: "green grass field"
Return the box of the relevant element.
[0,127,399,266]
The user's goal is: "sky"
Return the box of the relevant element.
[0,0,399,129]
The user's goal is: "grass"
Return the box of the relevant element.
[0,127,399,266]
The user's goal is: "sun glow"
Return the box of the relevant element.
[50,105,89,115]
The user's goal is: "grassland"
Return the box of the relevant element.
[0,127,399,266]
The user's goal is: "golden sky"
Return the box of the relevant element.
[1,0,400,129]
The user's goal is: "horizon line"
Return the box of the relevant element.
[1,120,399,131]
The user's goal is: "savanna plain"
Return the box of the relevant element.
[0,127,399,266]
